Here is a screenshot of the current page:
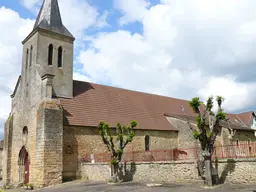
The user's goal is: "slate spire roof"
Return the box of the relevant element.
[33,0,74,39]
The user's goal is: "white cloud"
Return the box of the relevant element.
[20,0,40,10]
[20,0,109,38]
[114,0,151,25]
[77,0,256,113]
[0,7,34,138]
[73,71,94,83]
[198,76,252,112]
[58,0,107,38]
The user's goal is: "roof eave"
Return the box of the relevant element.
[63,123,179,132]
[10,76,21,98]
[22,27,75,45]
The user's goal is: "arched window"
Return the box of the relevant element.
[23,126,28,135]
[29,46,33,66]
[25,49,29,69]
[48,44,53,66]
[58,46,63,68]
[145,135,150,151]
[22,126,28,145]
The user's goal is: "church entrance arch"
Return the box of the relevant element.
[18,146,30,184]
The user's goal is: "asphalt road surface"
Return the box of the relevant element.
[3,181,256,192]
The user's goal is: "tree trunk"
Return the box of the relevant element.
[204,154,213,186]
[111,164,119,182]
[111,163,123,183]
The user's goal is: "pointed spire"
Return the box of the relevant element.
[34,0,74,39]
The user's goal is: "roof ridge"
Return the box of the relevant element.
[73,80,191,103]
[228,111,253,115]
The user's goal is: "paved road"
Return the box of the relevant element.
[3,181,256,192]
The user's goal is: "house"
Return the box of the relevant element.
[2,0,256,187]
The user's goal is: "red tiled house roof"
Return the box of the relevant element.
[226,111,255,128]
[60,80,198,131]
[165,112,253,131]
[227,111,255,129]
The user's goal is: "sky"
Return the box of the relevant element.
[1,0,256,139]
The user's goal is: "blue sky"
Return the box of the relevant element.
[1,0,256,139]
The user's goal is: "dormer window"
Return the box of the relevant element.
[58,46,63,68]
[48,44,53,66]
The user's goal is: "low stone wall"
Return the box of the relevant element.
[81,158,256,184]
[214,158,256,184]
[81,160,199,183]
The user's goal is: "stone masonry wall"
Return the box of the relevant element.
[2,114,14,185]
[232,130,256,143]
[63,126,178,180]
[36,100,63,187]
[37,30,74,98]
[81,159,256,184]
[214,159,256,183]
[166,117,198,149]
[0,148,2,179]
[81,161,199,183]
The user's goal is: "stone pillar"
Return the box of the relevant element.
[2,114,14,186]
[41,74,54,99]
[36,99,63,187]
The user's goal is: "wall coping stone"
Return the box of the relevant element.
[214,158,256,163]
[82,158,256,166]
[82,160,196,165]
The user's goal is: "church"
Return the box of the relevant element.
[2,0,256,187]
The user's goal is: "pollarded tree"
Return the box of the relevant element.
[184,96,232,186]
[97,121,137,183]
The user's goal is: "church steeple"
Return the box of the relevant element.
[20,0,74,101]
[33,0,74,39]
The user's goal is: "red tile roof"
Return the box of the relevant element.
[60,80,198,131]
[226,111,254,127]
[165,113,253,131]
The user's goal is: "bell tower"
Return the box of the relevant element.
[22,0,75,104]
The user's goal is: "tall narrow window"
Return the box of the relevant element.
[48,44,53,66]
[26,83,29,98]
[145,135,150,151]
[29,46,33,66]
[23,126,28,136]
[58,46,63,68]
[25,49,29,69]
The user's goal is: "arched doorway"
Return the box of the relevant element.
[18,146,30,184]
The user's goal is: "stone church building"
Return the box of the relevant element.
[2,0,256,187]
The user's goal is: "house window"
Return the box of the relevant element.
[48,44,53,66]
[145,135,150,151]
[29,46,33,66]
[25,49,29,69]
[58,46,63,68]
